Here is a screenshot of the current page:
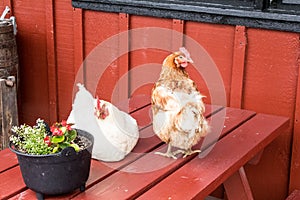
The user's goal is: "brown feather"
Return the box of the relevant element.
[151,48,209,154]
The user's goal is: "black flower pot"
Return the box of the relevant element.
[9,129,94,200]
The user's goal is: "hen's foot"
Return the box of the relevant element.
[182,149,201,158]
[155,144,178,159]
[172,149,201,158]
[154,151,177,159]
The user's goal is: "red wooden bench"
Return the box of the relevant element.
[286,190,300,200]
[0,104,289,200]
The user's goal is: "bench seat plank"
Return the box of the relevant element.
[137,114,289,200]
[0,148,18,173]
[0,166,26,199]
[71,107,255,199]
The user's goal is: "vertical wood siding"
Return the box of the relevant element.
[0,1,299,199]
[243,29,299,199]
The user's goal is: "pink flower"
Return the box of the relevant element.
[50,120,73,136]
[51,127,63,136]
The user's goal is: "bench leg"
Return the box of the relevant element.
[223,167,254,200]
[248,150,264,165]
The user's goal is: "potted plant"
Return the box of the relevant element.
[9,119,94,200]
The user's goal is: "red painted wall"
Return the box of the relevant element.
[0,1,299,199]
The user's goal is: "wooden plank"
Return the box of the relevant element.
[116,13,129,106]
[128,95,151,113]
[224,167,254,200]
[229,26,247,108]
[72,7,85,115]
[0,79,18,150]
[73,8,83,74]
[137,114,289,200]
[289,44,300,192]
[185,22,235,105]
[0,148,18,172]
[243,30,298,200]
[172,19,184,50]
[71,107,255,199]
[45,0,58,123]
[0,166,26,199]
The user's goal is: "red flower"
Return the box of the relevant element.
[44,136,51,146]
[52,127,63,136]
[50,120,73,136]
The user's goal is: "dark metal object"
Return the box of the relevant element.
[72,0,300,33]
[0,19,18,85]
[9,129,94,200]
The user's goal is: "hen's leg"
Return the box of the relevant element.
[155,143,177,159]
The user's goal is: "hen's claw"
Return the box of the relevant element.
[184,149,201,158]
[155,151,177,159]
[155,144,178,159]
[155,145,201,159]
[173,148,201,158]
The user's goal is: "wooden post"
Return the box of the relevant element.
[0,76,18,150]
[45,0,58,123]
[230,26,247,108]
[172,19,184,50]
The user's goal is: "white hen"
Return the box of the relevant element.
[67,84,139,162]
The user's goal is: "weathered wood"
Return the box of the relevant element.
[0,78,18,150]
[0,22,19,86]
[137,114,289,200]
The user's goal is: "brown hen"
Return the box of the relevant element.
[151,47,209,159]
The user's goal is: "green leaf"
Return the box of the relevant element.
[52,146,59,153]
[70,143,80,152]
[66,130,77,142]
[59,142,70,149]
[51,136,65,144]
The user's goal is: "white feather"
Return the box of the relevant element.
[67,84,139,162]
